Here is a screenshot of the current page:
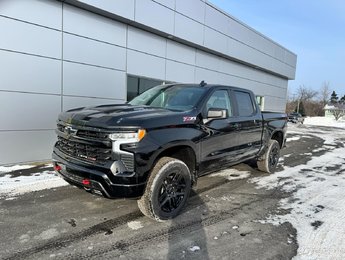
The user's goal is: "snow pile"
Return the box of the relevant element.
[304,116,345,128]
[0,164,67,198]
[252,126,345,259]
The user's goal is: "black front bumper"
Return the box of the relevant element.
[52,149,146,199]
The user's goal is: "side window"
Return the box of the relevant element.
[234,91,255,117]
[256,95,265,110]
[206,90,232,117]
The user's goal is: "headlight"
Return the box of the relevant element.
[109,129,146,142]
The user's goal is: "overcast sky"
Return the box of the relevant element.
[209,0,345,97]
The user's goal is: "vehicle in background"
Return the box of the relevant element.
[288,112,304,124]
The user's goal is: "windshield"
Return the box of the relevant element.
[128,85,207,111]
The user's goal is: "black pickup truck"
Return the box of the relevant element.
[53,82,287,221]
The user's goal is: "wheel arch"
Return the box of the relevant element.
[271,130,284,148]
[151,143,198,184]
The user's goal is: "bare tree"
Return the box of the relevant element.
[329,105,345,121]
[297,85,318,101]
[294,85,318,114]
[319,81,331,106]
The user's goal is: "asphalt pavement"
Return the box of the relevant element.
[1,125,333,260]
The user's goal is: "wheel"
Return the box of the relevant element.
[138,157,192,221]
[257,139,280,173]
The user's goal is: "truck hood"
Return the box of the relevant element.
[58,104,198,129]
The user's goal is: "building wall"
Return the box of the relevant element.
[0,0,296,165]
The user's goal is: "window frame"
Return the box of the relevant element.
[202,88,234,118]
[233,90,257,117]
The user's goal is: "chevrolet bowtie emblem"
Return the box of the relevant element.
[64,126,77,136]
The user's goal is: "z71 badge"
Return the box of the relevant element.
[183,116,196,122]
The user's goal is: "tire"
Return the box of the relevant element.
[138,157,192,221]
[257,139,280,173]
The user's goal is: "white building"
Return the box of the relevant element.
[0,0,297,165]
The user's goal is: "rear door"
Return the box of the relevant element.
[231,90,263,158]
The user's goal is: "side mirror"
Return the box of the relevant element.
[207,108,227,119]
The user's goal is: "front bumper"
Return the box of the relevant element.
[52,149,146,198]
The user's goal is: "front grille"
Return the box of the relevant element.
[56,136,111,164]
[120,154,134,172]
[77,129,109,140]
[57,123,109,141]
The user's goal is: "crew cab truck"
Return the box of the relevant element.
[53,82,287,221]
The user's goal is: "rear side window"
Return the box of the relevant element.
[234,91,255,117]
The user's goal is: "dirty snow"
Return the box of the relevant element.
[188,245,200,252]
[208,168,251,180]
[286,136,301,142]
[0,164,34,172]
[0,164,67,198]
[127,221,144,230]
[252,122,345,259]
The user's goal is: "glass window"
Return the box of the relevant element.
[206,90,232,117]
[127,75,168,101]
[256,95,265,110]
[129,85,207,112]
[235,91,255,116]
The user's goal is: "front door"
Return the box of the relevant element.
[199,89,240,175]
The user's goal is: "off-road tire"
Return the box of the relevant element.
[257,139,280,173]
[138,157,192,221]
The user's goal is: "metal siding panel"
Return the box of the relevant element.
[0,16,61,59]
[0,130,56,165]
[194,67,219,83]
[0,50,61,94]
[63,62,126,100]
[165,60,195,83]
[0,92,61,130]
[127,50,166,80]
[63,5,126,46]
[228,18,250,44]
[127,26,166,58]
[63,33,126,70]
[175,0,205,23]
[63,96,122,111]
[174,13,204,45]
[195,50,220,71]
[204,27,227,54]
[77,0,135,20]
[205,5,229,35]
[0,0,62,29]
[166,40,196,65]
[216,73,234,85]
[154,0,175,9]
[226,37,248,62]
[285,51,298,67]
[135,0,174,35]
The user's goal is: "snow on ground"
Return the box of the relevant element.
[252,124,345,259]
[1,116,344,258]
[303,116,345,128]
[0,163,67,199]
[208,168,251,180]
